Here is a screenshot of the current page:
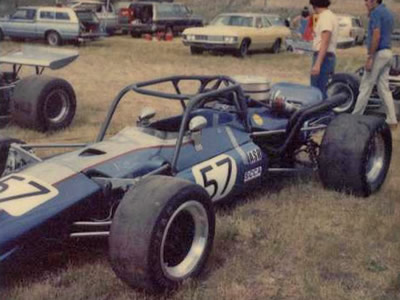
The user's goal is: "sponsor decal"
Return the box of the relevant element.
[192,154,237,201]
[246,148,262,164]
[244,166,262,182]
[0,175,59,217]
[252,114,263,126]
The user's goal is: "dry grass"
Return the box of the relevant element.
[0,32,400,300]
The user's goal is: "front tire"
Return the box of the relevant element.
[318,114,392,197]
[109,176,215,293]
[326,73,360,113]
[236,39,249,58]
[190,46,204,55]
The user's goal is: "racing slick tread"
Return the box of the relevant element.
[318,114,392,197]
[11,75,76,132]
[109,175,215,293]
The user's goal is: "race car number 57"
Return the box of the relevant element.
[0,175,59,217]
[192,154,237,201]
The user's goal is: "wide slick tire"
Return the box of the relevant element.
[109,175,215,293]
[11,75,76,132]
[318,114,392,197]
[326,73,360,113]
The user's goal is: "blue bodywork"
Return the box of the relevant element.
[0,75,333,264]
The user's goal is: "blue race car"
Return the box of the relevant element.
[0,75,393,292]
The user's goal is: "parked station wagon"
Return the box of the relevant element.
[0,6,104,46]
[182,13,291,57]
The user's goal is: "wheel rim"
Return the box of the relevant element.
[366,132,386,184]
[48,33,58,46]
[327,82,355,113]
[44,89,70,124]
[160,200,209,280]
[240,42,248,56]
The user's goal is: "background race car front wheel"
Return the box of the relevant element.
[11,75,76,132]
[318,114,392,197]
[109,176,215,293]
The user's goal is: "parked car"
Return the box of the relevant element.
[327,54,400,116]
[182,13,291,57]
[337,14,365,45]
[67,0,119,35]
[0,6,103,46]
[119,1,203,37]
[0,46,78,131]
[0,74,392,293]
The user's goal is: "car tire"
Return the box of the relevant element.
[109,175,215,293]
[11,75,76,132]
[0,137,24,176]
[131,31,141,38]
[318,114,392,197]
[236,39,250,58]
[326,73,360,113]
[287,45,294,52]
[0,29,4,41]
[271,39,281,54]
[190,46,204,55]
[46,31,62,46]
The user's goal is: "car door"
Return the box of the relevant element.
[260,16,276,49]
[4,8,37,38]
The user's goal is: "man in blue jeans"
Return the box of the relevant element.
[309,0,338,99]
[352,0,398,132]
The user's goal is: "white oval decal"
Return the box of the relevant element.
[0,175,59,217]
[192,154,237,201]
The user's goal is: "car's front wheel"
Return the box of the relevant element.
[109,175,215,293]
[190,46,204,55]
[236,39,250,58]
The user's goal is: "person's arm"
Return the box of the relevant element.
[311,30,332,75]
[366,28,380,71]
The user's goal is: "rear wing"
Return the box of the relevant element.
[0,46,79,74]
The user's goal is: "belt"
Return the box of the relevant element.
[313,51,335,57]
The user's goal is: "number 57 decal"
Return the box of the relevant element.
[0,175,59,217]
[192,154,237,201]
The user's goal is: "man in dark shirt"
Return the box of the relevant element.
[353,0,398,130]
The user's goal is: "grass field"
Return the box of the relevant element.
[0,32,400,300]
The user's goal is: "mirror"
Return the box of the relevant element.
[189,116,207,132]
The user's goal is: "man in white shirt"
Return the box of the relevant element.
[310,0,338,99]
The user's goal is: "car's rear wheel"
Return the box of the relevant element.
[0,29,4,41]
[319,114,392,197]
[271,39,281,54]
[109,175,215,293]
[11,75,76,131]
[46,31,62,46]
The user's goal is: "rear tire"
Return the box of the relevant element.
[271,39,281,54]
[46,31,62,46]
[318,114,392,197]
[326,73,360,113]
[11,75,76,132]
[0,29,4,41]
[109,176,215,293]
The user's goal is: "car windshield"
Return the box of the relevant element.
[211,15,254,27]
